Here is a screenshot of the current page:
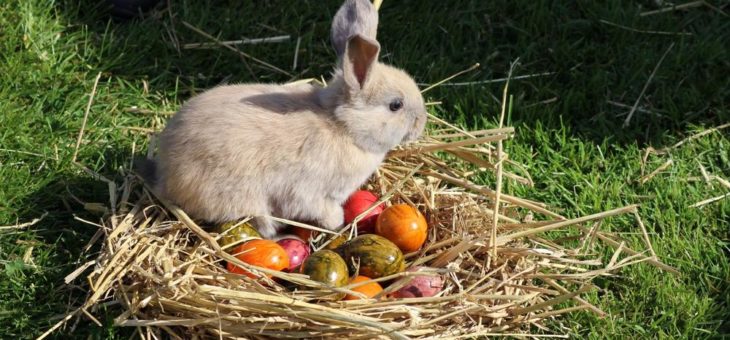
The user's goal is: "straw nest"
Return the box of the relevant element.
[56,112,676,339]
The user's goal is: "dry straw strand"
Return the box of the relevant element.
[180,21,292,77]
[622,43,675,127]
[72,72,102,163]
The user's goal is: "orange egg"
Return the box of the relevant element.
[375,204,428,253]
[226,239,290,278]
[344,275,383,300]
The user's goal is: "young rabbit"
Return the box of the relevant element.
[143,0,426,238]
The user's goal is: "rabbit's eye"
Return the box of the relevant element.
[389,99,404,112]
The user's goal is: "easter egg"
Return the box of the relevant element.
[343,190,385,233]
[292,227,317,241]
[344,275,383,300]
[342,234,404,278]
[216,221,262,250]
[300,250,349,288]
[276,238,310,271]
[226,240,289,278]
[375,204,428,253]
[391,267,443,298]
[323,235,348,252]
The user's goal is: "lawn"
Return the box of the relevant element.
[1,0,728,338]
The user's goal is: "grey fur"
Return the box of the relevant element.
[149,0,425,238]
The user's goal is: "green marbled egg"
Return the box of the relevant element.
[300,250,349,288]
[322,235,348,252]
[342,234,404,278]
[215,221,262,250]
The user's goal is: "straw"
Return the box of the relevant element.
[45,89,677,339]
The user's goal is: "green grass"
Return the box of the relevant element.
[1,0,728,338]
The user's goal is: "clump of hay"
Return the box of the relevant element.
[48,112,675,339]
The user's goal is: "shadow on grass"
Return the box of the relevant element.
[2,168,137,338]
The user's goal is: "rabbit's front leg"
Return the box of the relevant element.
[253,216,281,239]
[315,199,345,231]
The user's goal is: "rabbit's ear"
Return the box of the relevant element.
[331,0,379,57]
[342,34,380,91]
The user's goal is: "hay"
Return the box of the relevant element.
[49,115,676,339]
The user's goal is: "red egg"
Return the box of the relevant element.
[343,190,384,233]
[291,227,316,241]
[391,267,443,298]
[276,238,311,271]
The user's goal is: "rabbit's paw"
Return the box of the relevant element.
[253,216,279,239]
[318,201,344,231]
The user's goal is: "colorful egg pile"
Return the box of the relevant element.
[219,189,443,300]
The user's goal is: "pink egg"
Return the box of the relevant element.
[276,238,311,271]
[391,267,443,298]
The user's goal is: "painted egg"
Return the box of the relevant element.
[276,238,310,271]
[342,234,404,278]
[215,221,262,250]
[322,235,348,252]
[344,275,383,300]
[391,267,443,298]
[226,240,289,278]
[292,227,317,242]
[300,250,349,288]
[375,204,428,253]
[343,190,385,233]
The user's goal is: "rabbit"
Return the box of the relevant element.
[141,0,427,238]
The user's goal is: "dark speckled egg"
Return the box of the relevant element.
[300,250,349,288]
[322,235,348,252]
[342,234,404,278]
[215,221,262,250]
